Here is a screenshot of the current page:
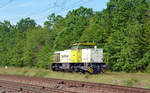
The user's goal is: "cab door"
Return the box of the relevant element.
[71,49,82,63]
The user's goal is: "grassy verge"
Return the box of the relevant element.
[0,67,150,89]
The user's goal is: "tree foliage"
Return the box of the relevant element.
[0,0,150,72]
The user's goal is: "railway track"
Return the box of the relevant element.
[0,80,75,93]
[0,74,149,93]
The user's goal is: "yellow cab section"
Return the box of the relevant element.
[71,42,96,63]
[71,49,82,63]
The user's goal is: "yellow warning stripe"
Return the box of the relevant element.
[87,66,94,73]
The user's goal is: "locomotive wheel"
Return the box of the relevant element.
[51,64,55,71]
[81,70,85,74]
[87,66,94,74]
[102,68,106,73]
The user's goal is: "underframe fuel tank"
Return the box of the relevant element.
[70,49,82,63]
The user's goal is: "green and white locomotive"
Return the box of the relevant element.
[51,42,106,74]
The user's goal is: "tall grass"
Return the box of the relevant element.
[124,78,139,87]
[0,67,149,89]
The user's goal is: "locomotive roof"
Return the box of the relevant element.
[73,42,96,46]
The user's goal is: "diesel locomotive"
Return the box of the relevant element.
[51,42,107,74]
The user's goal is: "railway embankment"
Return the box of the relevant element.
[0,67,150,89]
[0,74,150,93]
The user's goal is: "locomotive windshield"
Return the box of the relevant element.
[72,45,94,50]
[72,46,78,50]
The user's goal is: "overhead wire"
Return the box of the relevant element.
[33,0,85,21]
[29,0,85,17]
[25,0,61,18]
[54,0,57,14]
[0,0,93,25]
[0,0,13,9]
[30,0,60,22]
[56,0,92,14]
[33,0,92,23]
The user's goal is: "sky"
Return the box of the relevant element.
[0,0,109,25]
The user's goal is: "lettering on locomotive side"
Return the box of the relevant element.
[61,55,69,58]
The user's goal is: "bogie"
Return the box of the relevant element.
[51,63,106,74]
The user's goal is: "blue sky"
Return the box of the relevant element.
[0,0,109,25]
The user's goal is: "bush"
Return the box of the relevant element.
[124,80,133,87]
[124,78,139,87]
[34,71,48,77]
[84,73,90,79]
[146,64,150,73]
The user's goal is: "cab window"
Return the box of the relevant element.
[72,46,78,50]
